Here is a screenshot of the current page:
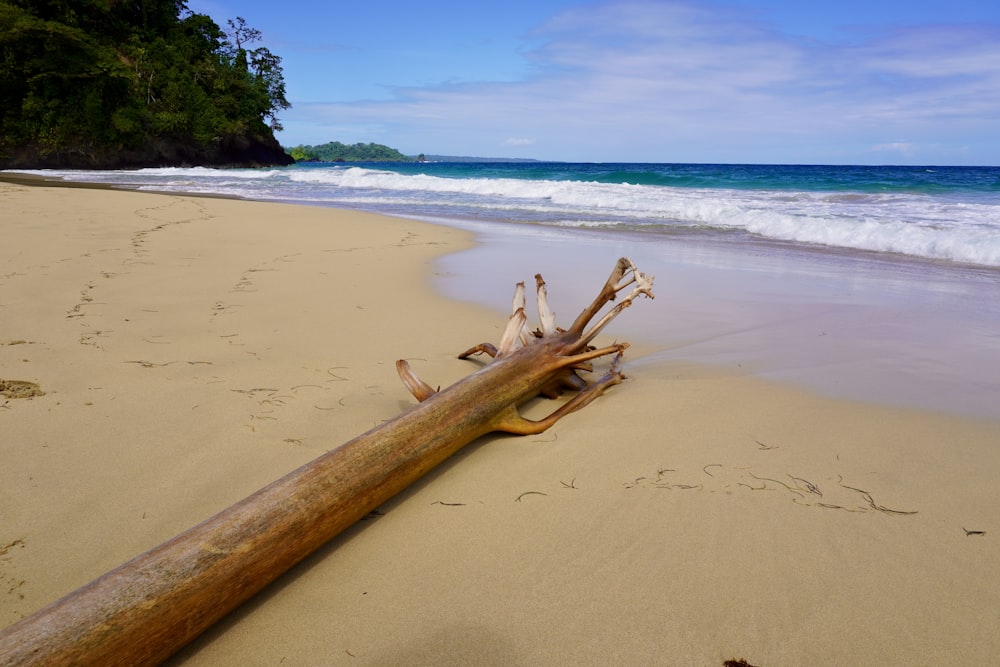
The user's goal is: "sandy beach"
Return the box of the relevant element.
[2,181,999,665]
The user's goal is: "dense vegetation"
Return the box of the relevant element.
[0,0,292,168]
[287,141,419,162]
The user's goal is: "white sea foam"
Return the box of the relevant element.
[13,166,1000,267]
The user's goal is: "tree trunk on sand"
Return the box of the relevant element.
[0,258,654,666]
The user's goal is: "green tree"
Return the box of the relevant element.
[0,0,292,167]
[288,146,316,161]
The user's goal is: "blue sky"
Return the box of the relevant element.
[187,0,1000,164]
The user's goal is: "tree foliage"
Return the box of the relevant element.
[289,141,415,162]
[0,1,292,167]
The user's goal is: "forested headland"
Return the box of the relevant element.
[287,141,419,163]
[0,0,293,169]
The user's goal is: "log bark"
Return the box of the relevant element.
[0,258,653,666]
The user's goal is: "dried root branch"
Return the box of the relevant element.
[433,257,654,432]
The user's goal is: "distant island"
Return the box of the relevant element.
[0,4,292,169]
[286,141,540,163]
[287,142,415,162]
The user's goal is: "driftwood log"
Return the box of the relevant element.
[0,257,654,666]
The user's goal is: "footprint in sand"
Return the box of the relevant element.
[0,379,44,399]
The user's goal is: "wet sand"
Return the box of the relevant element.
[429,214,1000,419]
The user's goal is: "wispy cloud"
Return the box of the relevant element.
[871,142,915,157]
[282,0,1000,163]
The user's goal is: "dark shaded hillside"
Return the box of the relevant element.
[0,1,293,168]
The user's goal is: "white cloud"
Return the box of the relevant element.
[871,142,915,156]
[285,0,1000,163]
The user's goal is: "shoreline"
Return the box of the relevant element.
[6,170,998,419]
[2,182,999,665]
[427,213,1000,420]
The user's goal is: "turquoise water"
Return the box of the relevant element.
[364,162,1000,194]
[17,162,1000,267]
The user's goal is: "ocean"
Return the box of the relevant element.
[20,162,1000,267]
[9,162,1000,418]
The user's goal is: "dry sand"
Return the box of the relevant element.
[1,181,998,665]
